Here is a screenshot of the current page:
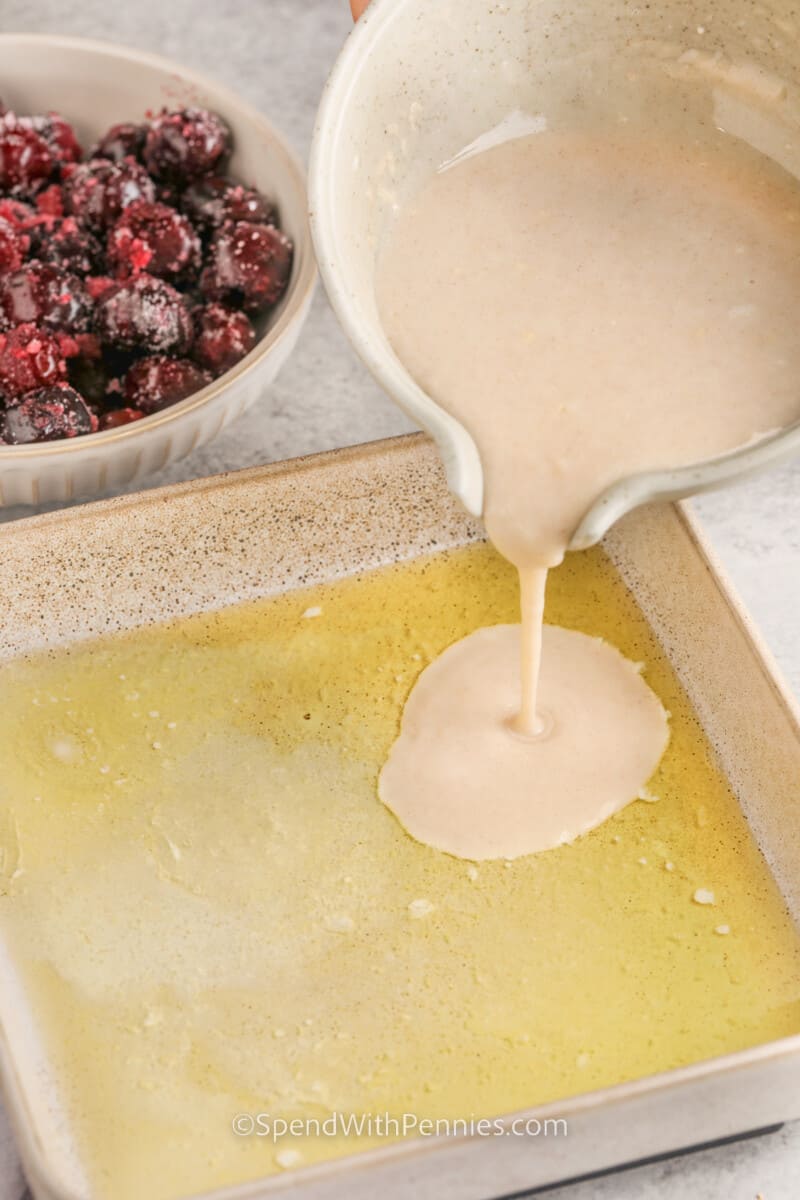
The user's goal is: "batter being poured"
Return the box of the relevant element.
[377,124,800,860]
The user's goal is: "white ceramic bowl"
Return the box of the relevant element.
[0,34,316,507]
[310,0,800,549]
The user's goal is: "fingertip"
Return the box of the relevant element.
[351,0,370,18]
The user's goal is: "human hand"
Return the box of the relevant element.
[350,0,370,18]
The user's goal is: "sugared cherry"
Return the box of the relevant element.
[62,156,155,230]
[200,221,292,312]
[0,197,36,235]
[192,302,255,374]
[0,323,67,396]
[0,115,54,192]
[181,175,277,233]
[94,273,193,353]
[0,261,93,334]
[1,383,96,443]
[37,216,101,275]
[123,354,211,414]
[107,200,200,280]
[21,114,82,170]
[144,107,231,182]
[92,123,146,164]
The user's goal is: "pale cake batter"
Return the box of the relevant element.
[377,127,800,854]
[379,624,669,860]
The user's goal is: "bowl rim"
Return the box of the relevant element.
[0,32,318,462]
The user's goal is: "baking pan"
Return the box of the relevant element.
[0,433,798,1200]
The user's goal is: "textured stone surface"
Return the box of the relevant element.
[0,1,798,1198]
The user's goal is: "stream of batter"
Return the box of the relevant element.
[377,121,800,858]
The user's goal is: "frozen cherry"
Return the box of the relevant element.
[122,354,211,414]
[94,273,193,353]
[0,197,36,231]
[1,383,96,443]
[181,175,277,233]
[0,323,67,397]
[107,200,200,280]
[0,215,30,272]
[200,221,292,312]
[192,302,255,374]
[98,406,145,430]
[0,261,93,334]
[37,216,101,274]
[62,156,155,230]
[20,113,82,170]
[0,115,54,192]
[144,107,231,182]
[92,122,146,164]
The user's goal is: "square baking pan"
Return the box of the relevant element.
[0,433,798,1200]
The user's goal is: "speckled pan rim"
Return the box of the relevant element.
[0,32,318,461]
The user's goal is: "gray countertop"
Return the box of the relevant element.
[1,2,799,1198]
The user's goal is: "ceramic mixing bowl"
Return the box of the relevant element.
[310,0,800,549]
[0,34,317,506]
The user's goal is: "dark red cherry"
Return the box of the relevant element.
[144,107,231,182]
[122,354,211,413]
[0,115,54,191]
[192,302,256,374]
[0,324,67,397]
[62,156,156,230]
[1,383,96,443]
[92,122,147,164]
[20,113,82,170]
[181,175,277,233]
[36,216,102,275]
[0,261,93,334]
[94,273,194,353]
[0,197,36,231]
[200,221,292,312]
[107,200,200,280]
